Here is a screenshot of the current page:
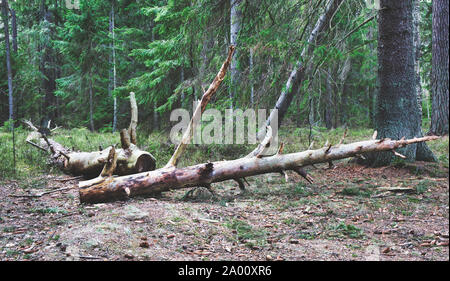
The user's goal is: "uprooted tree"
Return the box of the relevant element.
[25,92,156,179]
[76,46,439,204]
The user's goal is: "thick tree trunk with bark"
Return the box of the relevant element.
[372,0,435,166]
[413,0,422,118]
[429,0,449,136]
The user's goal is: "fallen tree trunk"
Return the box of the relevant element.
[25,93,156,178]
[78,45,439,203]
[79,134,439,203]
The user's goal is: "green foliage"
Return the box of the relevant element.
[340,186,373,198]
[225,218,267,247]
[29,207,68,215]
[0,0,441,169]
[334,222,364,239]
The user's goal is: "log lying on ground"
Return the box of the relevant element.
[25,93,156,179]
[78,45,439,203]
[79,134,439,203]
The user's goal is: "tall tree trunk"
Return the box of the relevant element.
[89,75,94,132]
[372,0,435,166]
[2,0,14,122]
[110,4,118,133]
[413,0,422,119]
[180,67,185,108]
[324,69,334,129]
[339,56,351,125]
[153,102,159,131]
[10,8,17,53]
[229,0,242,109]
[249,47,254,106]
[41,6,57,122]
[429,0,449,136]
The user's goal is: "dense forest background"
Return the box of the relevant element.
[0,0,441,132]
[0,0,448,262]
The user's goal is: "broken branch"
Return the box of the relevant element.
[165,46,235,168]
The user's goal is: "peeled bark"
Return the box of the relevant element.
[26,124,155,179]
[79,133,439,204]
[26,93,156,179]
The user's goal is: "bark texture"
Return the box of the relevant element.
[10,8,17,52]
[25,93,156,179]
[373,0,435,166]
[430,0,449,136]
[413,0,422,117]
[79,134,439,204]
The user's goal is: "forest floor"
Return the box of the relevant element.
[0,129,448,261]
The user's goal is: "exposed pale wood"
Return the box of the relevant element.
[25,93,156,178]
[377,186,415,192]
[165,46,235,168]
[128,92,138,145]
[9,186,75,198]
[246,126,273,158]
[79,135,439,204]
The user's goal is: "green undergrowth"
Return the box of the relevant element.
[1,124,448,181]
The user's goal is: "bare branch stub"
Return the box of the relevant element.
[128,92,138,145]
[246,126,273,158]
[292,167,314,184]
[100,146,118,177]
[338,127,348,146]
[120,129,131,149]
[234,178,246,190]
